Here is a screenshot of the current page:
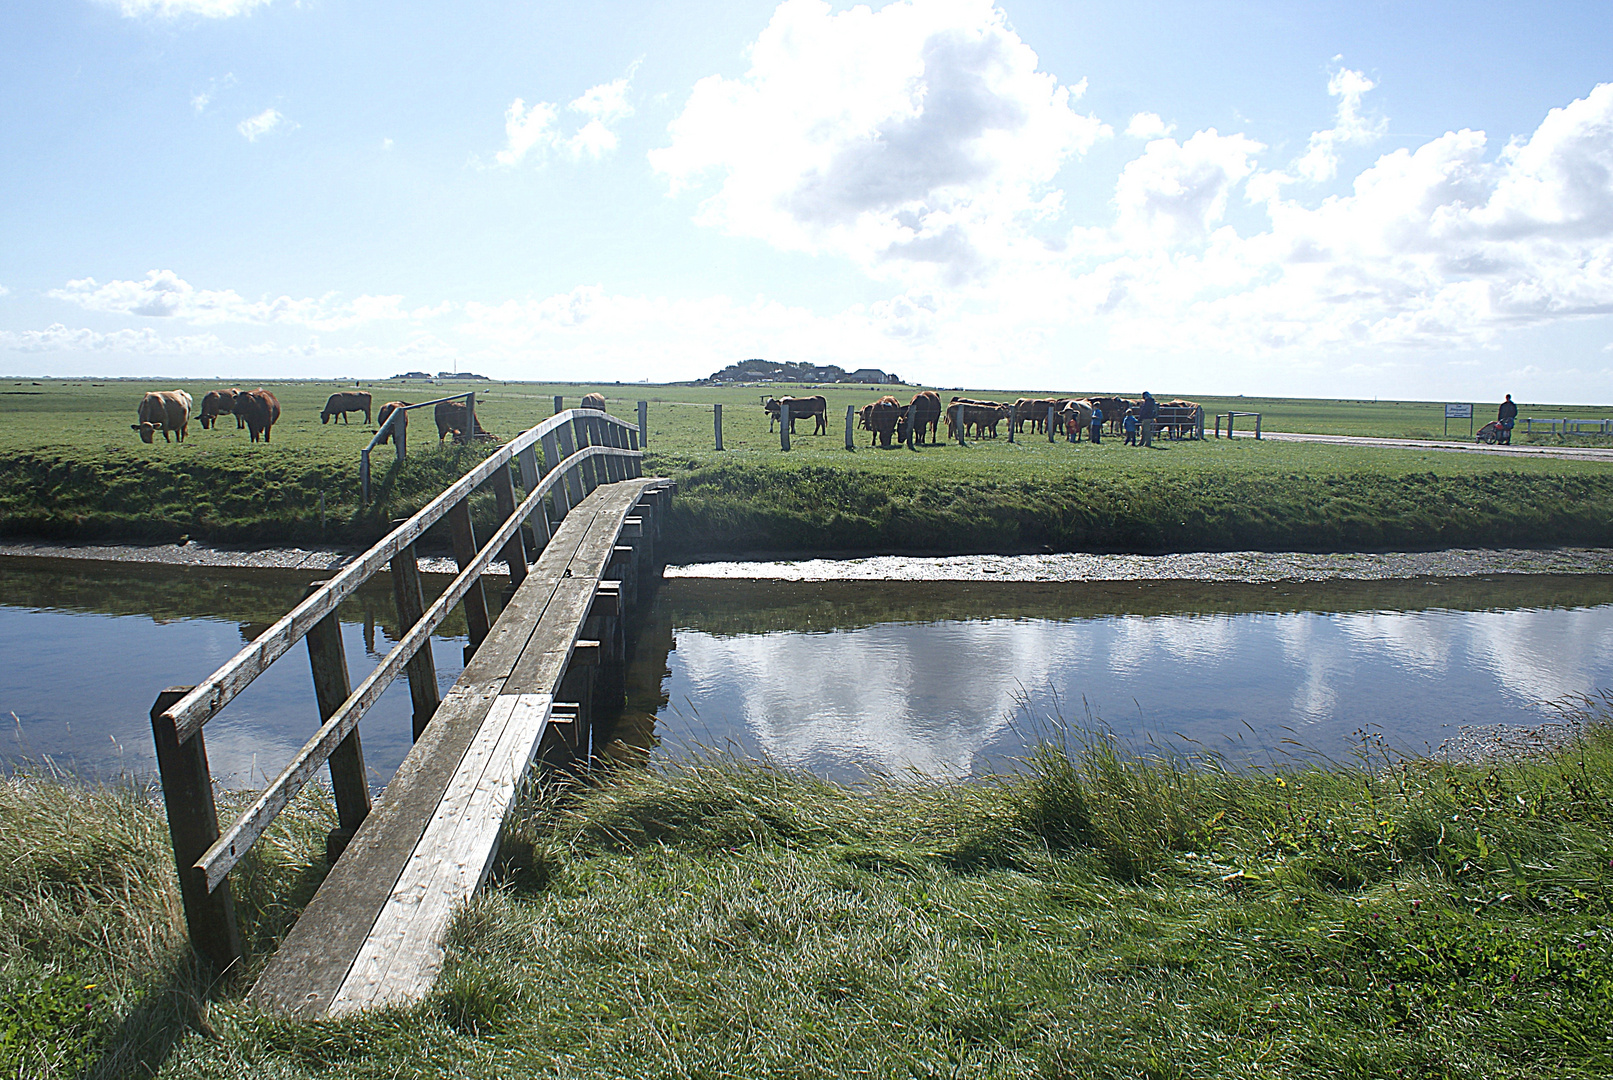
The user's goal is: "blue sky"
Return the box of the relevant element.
[4,0,1613,400]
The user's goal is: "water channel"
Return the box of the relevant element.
[3,555,1611,786]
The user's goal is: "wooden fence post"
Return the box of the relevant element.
[553,395,564,415]
[714,404,724,450]
[360,447,371,505]
[1008,404,1016,443]
[1047,406,1055,443]
[150,687,244,975]
[389,543,440,740]
[781,402,791,450]
[638,400,648,448]
[845,404,855,450]
[465,393,476,442]
[448,497,492,657]
[301,584,371,862]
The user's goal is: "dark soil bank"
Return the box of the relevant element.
[5,449,1613,556]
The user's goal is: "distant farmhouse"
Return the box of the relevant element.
[699,358,902,385]
[438,371,490,380]
[394,371,433,379]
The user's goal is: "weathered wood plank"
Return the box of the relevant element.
[328,692,552,1015]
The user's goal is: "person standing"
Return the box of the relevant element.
[1123,410,1139,446]
[1498,394,1518,445]
[1088,401,1104,444]
[1139,391,1157,446]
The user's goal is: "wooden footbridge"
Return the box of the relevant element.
[147,408,671,1017]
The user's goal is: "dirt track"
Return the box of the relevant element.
[1258,430,1613,463]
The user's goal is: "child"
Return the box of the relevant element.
[1123,410,1139,445]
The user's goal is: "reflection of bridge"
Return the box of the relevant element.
[147,408,672,1017]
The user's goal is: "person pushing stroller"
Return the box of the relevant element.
[1497,394,1518,444]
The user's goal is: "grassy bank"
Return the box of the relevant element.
[3,379,1612,554]
[7,714,1613,1078]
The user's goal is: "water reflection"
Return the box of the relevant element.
[615,576,1613,779]
[0,558,483,788]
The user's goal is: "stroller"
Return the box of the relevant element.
[1476,420,1507,444]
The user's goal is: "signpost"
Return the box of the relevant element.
[1444,402,1473,438]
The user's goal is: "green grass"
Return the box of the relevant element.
[2,378,1612,554]
[6,710,1613,1078]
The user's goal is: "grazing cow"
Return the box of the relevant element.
[198,389,241,430]
[321,391,372,425]
[905,391,942,444]
[1059,399,1094,441]
[865,396,901,447]
[434,399,490,442]
[579,392,607,410]
[131,390,192,443]
[947,398,1010,439]
[376,401,410,445]
[763,395,828,435]
[233,389,280,443]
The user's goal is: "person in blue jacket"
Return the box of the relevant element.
[1122,410,1140,445]
[1088,401,1104,444]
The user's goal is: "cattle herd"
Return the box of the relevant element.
[132,387,282,444]
[767,392,1203,447]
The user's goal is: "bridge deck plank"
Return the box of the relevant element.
[247,477,663,1018]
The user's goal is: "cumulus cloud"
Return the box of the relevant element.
[1125,112,1173,139]
[0,324,223,354]
[1292,66,1387,183]
[238,108,292,142]
[1113,129,1263,246]
[49,270,452,330]
[110,0,270,16]
[650,0,1107,283]
[491,76,635,167]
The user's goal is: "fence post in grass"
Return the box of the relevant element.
[150,686,243,975]
[845,404,855,450]
[1254,413,1262,440]
[390,543,441,740]
[301,583,370,862]
[955,404,967,447]
[1008,403,1016,443]
[360,448,370,505]
[638,400,648,448]
[553,395,564,415]
[1046,406,1055,444]
[714,403,724,451]
[465,393,476,442]
[780,401,791,450]
[395,410,407,463]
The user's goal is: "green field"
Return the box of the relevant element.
[1,378,1611,554]
[6,718,1613,1078]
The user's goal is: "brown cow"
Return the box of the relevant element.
[865,396,900,447]
[434,399,490,442]
[321,391,372,425]
[763,395,828,435]
[198,388,241,430]
[131,390,192,443]
[376,401,410,445]
[580,392,607,410]
[233,389,280,443]
[904,391,942,444]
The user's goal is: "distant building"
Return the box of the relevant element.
[699,358,901,385]
[394,371,433,379]
[847,368,900,384]
[437,372,490,380]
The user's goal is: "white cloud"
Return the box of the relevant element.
[0,285,9,298]
[112,0,270,17]
[1292,66,1387,183]
[650,0,1108,284]
[237,108,292,142]
[491,76,635,167]
[1113,129,1263,246]
[0,324,224,354]
[49,270,452,330]
[191,73,236,114]
[1125,112,1173,139]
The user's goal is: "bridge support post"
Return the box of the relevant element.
[448,499,492,659]
[302,584,371,862]
[150,686,244,976]
[390,544,441,740]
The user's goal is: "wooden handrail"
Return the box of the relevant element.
[163,408,643,743]
[196,441,636,890]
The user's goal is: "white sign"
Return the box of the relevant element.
[1445,403,1473,419]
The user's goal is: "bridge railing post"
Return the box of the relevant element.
[150,686,244,975]
[554,424,586,508]
[302,584,371,862]
[491,465,529,587]
[390,543,441,740]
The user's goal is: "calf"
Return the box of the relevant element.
[434,399,490,442]
[198,389,241,430]
[132,390,192,443]
[763,395,828,435]
[233,389,281,443]
[321,391,372,425]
